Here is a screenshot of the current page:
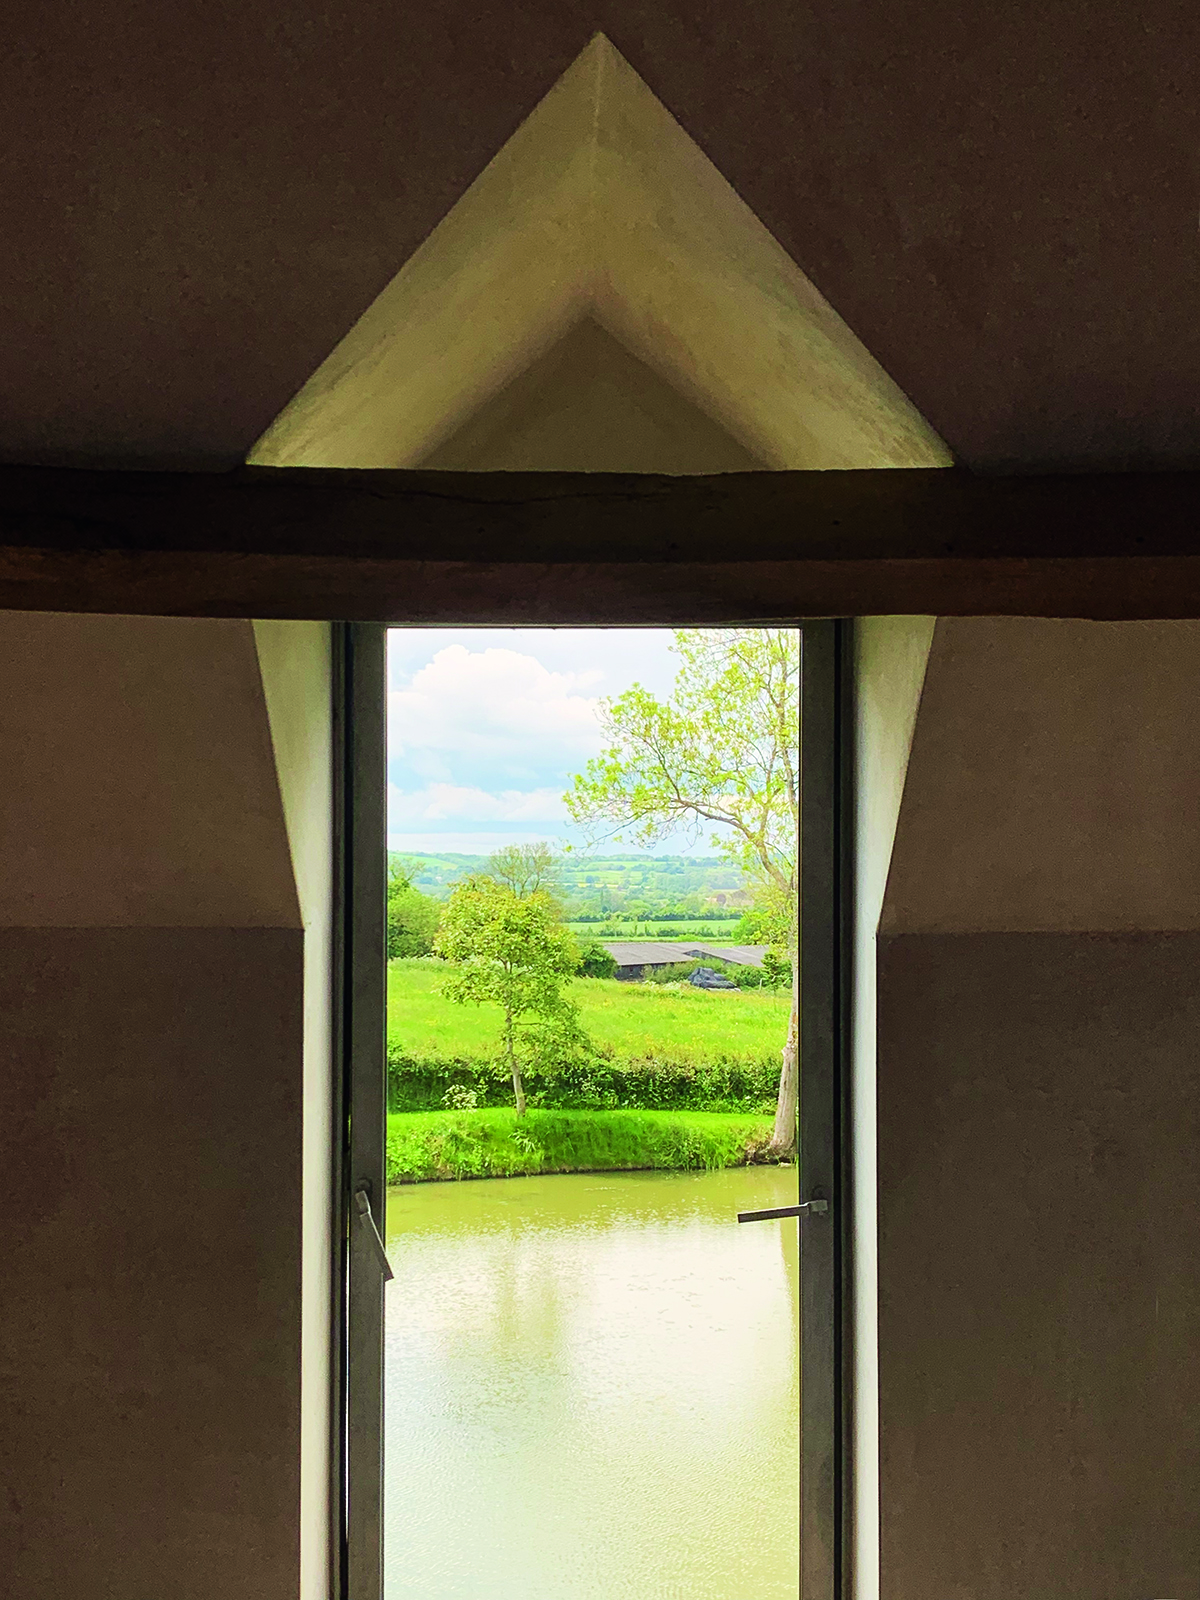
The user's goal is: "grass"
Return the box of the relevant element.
[387,959,789,1064]
[386,1107,778,1184]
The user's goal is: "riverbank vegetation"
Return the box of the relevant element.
[386,1107,776,1183]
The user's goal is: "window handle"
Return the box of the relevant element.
[355,1185,394,1281]
[737,1195,828,1223]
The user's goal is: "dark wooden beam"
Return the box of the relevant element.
[1,463,1199,621]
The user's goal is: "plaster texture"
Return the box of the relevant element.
[0,613,305,1600]
[876,618,1200,1599]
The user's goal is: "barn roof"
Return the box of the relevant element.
[602,941,768,969]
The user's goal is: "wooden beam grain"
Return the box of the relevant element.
[1,463,1198,620]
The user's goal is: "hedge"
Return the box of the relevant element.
[387,1046,779,1114]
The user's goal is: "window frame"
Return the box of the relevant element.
[334,618,851,1600]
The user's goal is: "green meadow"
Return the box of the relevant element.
[386,958,789,1063]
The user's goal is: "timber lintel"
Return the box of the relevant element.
[1,464,1198,621]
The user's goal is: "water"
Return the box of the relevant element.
[384,1165,799,1599]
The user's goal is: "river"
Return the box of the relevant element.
[384,1164,799,1599]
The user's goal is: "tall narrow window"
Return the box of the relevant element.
[338,622,846,1600]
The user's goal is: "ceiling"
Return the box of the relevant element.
[2,0,1195,472]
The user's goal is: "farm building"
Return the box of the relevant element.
[602,941,768,980]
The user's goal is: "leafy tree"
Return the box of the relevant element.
[387,859,441,958]
[760,951,793,991]
[734,903,790,949]
[576,938,617,979]
[434,876,581,1116]
[486,841,560,900]
[566,628,800,1155]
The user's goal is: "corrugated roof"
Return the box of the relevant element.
[601,941,768,968]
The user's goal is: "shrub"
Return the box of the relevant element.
[576,938,617,979]
[641,959,706,985]
[387,1044,779,1115]
[387,880,441,958]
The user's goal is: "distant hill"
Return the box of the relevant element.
[389,850,751,918]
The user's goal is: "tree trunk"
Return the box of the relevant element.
[505,1009,526,1117]
[770,953,799,1156]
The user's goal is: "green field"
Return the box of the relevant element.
[387,958,789,1063]
[386,1107,776,1183]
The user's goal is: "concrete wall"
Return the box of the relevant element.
[0,613,305,1600]
[875,618,1200,1599]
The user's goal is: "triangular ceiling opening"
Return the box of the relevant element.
[250,35,951,473]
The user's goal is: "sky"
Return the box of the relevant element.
[386,628,693,857]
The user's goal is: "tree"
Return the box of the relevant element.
[433,876,580,1117]
[486,841,560,899]
[576,938,617,979]
[566,628,800,1155]
[387,859,441,959]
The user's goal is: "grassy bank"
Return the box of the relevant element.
[386,1108,777,1184]
[387,959,788,1061]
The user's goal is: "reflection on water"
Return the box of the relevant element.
[384,1165,799,1599]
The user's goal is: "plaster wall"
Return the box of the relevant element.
[876,617,1200,1599]
[850,616,936,1600]
[420,316,762,472]
[253,619,335,1600]
[0,612,304,1600]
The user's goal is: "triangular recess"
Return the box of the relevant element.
[250,35,951,472]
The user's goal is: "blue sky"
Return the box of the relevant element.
[386,628,689,856]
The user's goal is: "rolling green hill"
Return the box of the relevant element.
[390,850,750,919]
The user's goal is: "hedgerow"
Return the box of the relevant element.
[386,1045,779,1114]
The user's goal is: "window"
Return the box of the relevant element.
[335,621,848,1600]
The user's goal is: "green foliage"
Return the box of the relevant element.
[565,630,799,927]
[564,629,800,1156]
[387,1046,780,1114]
[575,938,617,978]
[387,861,441,958]
[434,876,582,1115]
[385,1107,777,1183]
[734,905,788,947]
[639,959,707,985]
[388,959,790,1068]
[388,849,747,917]
[636,955,785,991]
[760,952,792,990]
[486,841,561,900]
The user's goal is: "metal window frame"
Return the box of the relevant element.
[798,619,854,1600]
[333,619,851,1600]
[332,622,389,1599]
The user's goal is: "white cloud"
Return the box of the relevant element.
[388,644,602,779]
[384,629,700,853]
[388,628,680,701]
[388,782,569,825]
